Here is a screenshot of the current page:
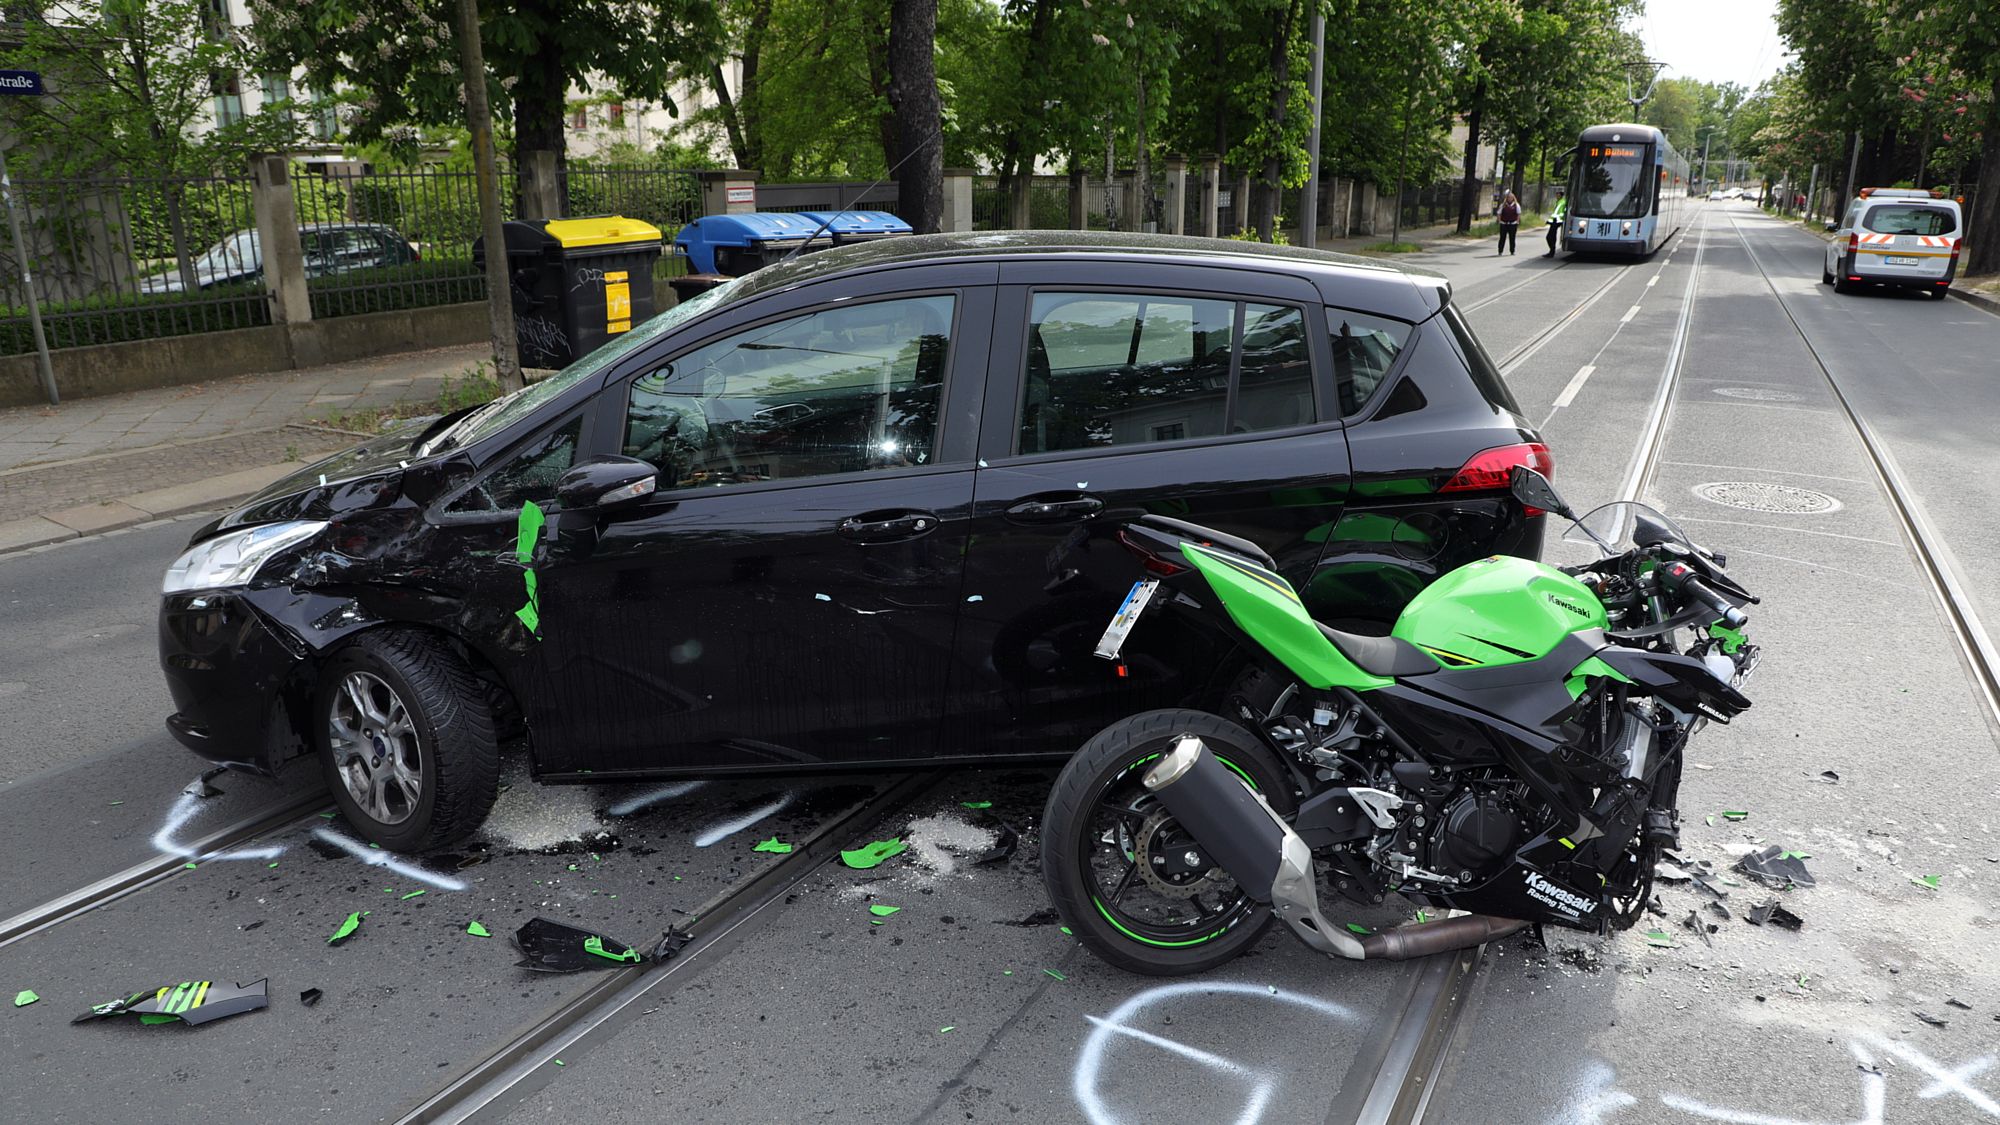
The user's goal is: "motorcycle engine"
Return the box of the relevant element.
[1425,787,1528,883]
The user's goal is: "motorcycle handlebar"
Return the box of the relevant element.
[1680,572,1748,629]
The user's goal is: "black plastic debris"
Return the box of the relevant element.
[1706,901,1732,922]
[1817,770,1841,784]
[1736,845,1815,889]
[1680,910,1717,947]
[299,988,323,1008]
[239,920,264,932]
[1745,901,1804,930]
[1945,998,1973,1011]
[1560,946,1602,973]
[73,979,268,1026]
[182,767,228,799]
[974,822,1019,866]
[1653,859,1693,882]
[997,908,1062,928]
[1645,895,1667,917]
[514,917,683,973]
[1915,1011,1948,1028]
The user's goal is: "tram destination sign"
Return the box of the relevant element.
[0,70,44,96]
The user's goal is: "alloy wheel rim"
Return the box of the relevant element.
[1081,751,1259,945]
[327,671,423,826]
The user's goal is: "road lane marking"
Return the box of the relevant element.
[1616,212,1709,503]
[1621,305,1641,323]
[1648,275,1660,287]
[1552,365,1596,409]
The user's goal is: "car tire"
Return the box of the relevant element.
[1041,708,1296,976]
[1820,262,1833,285]
[1833,275,1853,294]
[315,629,499,851]
[1933,286,1950,300]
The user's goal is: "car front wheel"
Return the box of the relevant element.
[316,629,498,851]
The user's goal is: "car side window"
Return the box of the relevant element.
[623,294,952,489]
[1021,293,1245,454]
[448,416,583,513]
[1327,308,1413,417]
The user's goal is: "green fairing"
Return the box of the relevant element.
[1564,655,1633,700]
[515,501,545,634]
[1393,555,1608,667]
[1179,544,1390,691]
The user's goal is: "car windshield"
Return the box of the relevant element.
[193,231,259,275]
[1562,501,1694,558]
[1573,144,1652,219]
[417,277,744,457]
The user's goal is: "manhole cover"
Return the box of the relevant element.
[1692,481,1841,514]
[1713,386,1801,402]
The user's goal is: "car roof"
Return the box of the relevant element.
[722,229,1451,323]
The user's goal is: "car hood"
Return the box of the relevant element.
[201,432,423,539]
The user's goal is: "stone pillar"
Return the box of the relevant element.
[1200,157,1220,238]
[1357,181,1379,236]
[1163,155,1187,235]
[250,155,309,328]
[698,170,760,215]
[941,168,975,232]
[519,149,562,220]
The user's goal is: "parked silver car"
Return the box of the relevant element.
[139,223,418,293]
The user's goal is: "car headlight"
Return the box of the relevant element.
[163,521,328,595]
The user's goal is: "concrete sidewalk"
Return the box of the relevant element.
[0,343,490,554]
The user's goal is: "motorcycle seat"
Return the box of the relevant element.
[1316,623,1438,677]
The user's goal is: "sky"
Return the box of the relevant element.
[1635,0,1791,91]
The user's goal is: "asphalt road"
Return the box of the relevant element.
[2,204,1996,1123]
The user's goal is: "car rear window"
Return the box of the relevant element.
[1863,205,1956,236]
[1440,306,1523,416]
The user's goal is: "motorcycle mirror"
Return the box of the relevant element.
[1508,466,1574,521]
[1632,510,1677,547]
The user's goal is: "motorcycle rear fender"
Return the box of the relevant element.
[1178,542,1391,692]
[1591,646,1751,718]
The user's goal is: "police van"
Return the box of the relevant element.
[1822,188,1964,299]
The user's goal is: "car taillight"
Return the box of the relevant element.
[1846,232,1858,254]
[1949,238,1960,269]
[1442,442,1555,515]
[1117,529,1190,576]
[410,245,422,262]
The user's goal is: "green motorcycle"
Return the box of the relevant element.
[1041,468,1759,974]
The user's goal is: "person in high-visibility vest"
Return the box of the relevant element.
[1544,188,1567,257]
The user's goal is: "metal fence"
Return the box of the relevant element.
[0,175,268,356]
[756,181,903,218]
[971,177,1074,231]
[0,163,706,356]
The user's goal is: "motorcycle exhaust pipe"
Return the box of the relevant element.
[1143,736,1366,959]
[1143,736,1527,962]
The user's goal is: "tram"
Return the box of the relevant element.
[1558,123,1689,256]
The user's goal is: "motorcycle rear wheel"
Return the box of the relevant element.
[1042,709,1297,976]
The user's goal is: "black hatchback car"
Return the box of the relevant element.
[159,231,1547,849]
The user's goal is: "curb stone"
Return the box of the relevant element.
[0,460,295,559]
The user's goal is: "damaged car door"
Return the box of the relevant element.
[521,286,993,776]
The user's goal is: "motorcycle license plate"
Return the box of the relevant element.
[1094,579,1160,660]
[1884,255,1919,266]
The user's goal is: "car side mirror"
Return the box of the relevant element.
[556,456,658,511]
[1509,466,1575,521]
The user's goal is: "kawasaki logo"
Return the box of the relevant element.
[1547,594,1592,618]
[1523,871,1597,917]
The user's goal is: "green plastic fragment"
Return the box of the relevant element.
[567,864,579,871]
[753,837,794,854]
[583,935,641,963]
[467,921,491,938]
[840,838,908,869]
[869,905,901,918]
[267,862,279,869]
[13,990,37,1007]
[1345,923,1372,935]
[516,500,545,563]
[1721,811,1749,821]
[138,1013,179,1025]
[673,875,682,881]
[183,862,197,869]
[1705,815,1716,827]
[108,800,122,806]
[591,853,601,862]
[328,911,364,945]
[1415,910,1431,924]
[1044,969,1066,981]
[1060,926,1072,935]
[960,801,993,809]
[553,1059,565,1067]
[369,843,380,849]
[1645,930,1674,947]
[1002,970,1014,976]
[401,890,425,900]
[1781,850,1811,860]
[1912,874,1942,889]
[939,1026,955,1033]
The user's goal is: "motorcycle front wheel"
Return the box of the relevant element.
[1042,709,1297,976]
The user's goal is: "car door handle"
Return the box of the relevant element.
[1005,496,1103,524]
[837,511,939,542]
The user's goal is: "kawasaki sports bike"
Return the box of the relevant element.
[1040,468,1760,974]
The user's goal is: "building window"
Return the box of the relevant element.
[607,102,624,125]
[309,99,340,141]
[212,72,245,127]
[569,106,588,129]
[259,74,290,113]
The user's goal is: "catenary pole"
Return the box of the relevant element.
[454,0,523,392]
[0,146,58,405]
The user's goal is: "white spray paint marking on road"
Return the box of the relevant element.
[1073,981,1355,1125]
[151,792,285,863]
[311,827,466,891]
[1658,1041,1885,1125]
[606,780,706,817]
[1860,1032,2000,1116]
[692,794,793,847]
[1553,365,1597,410]
[1550,1061,1638,1124]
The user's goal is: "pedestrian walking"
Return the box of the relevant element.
[1544,187,1567,257]
[1497,191,1521,255]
